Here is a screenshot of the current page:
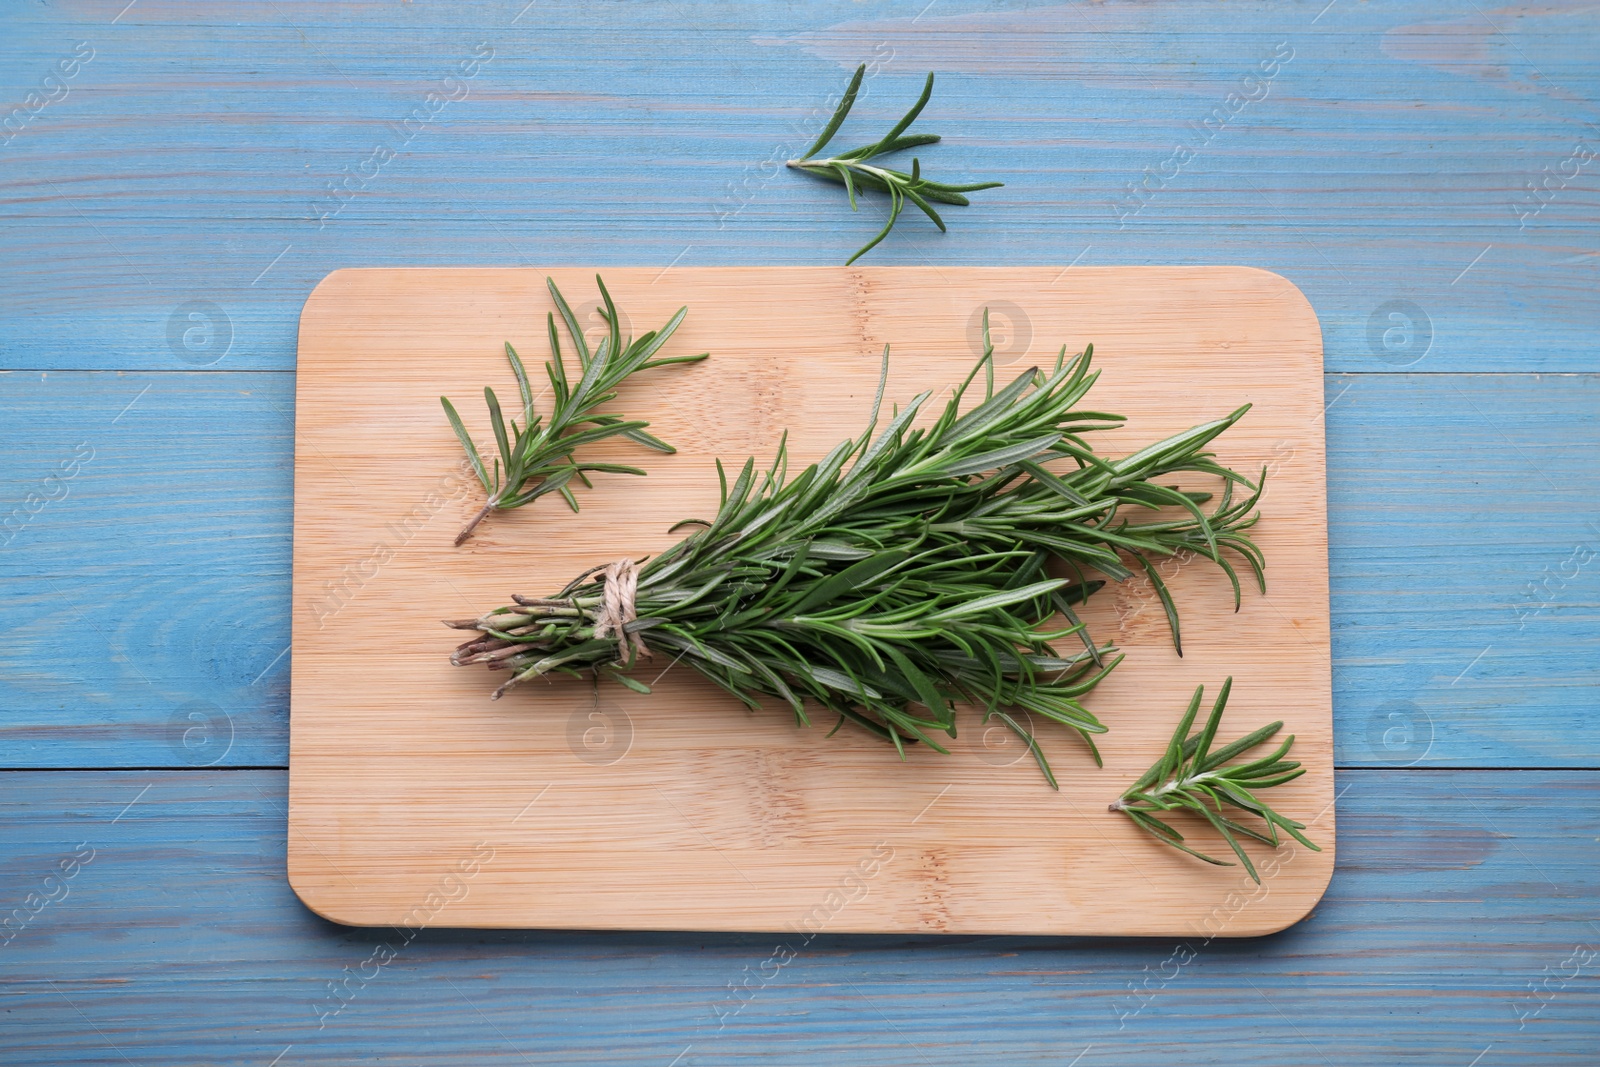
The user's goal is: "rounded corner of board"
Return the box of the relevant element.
[286,862,370,928]
[1229,848,1337,938]
[300,268,361,314]
[1232,266,1322,327]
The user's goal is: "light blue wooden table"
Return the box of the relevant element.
[3,1,1597,1063]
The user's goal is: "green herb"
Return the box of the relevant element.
[787,64,1004,265]
[448,320,1264,786]
[441,275,708,545]
[1110,678,1320,882]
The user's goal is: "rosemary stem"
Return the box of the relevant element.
[1107,771,1220,812]
[1147,770,1220,801]
[787,159,885,180]
[455,500,498,546]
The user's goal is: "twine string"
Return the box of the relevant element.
[592,558,650,663]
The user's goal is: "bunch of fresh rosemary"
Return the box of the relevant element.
[448,325,1266,786]
[442,276,707,544]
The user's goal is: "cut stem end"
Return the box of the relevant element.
[455,500,497,546]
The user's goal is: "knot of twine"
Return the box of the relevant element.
[591,558,650,663]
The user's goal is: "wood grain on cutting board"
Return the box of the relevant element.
[289,266,1330,935]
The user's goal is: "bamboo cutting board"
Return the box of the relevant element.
[289,266,1331,936]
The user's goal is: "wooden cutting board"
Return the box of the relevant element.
[289,266,1331,936]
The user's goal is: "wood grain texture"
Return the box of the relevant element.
[287,265,1332,934]
[3,769,1597,1065]
[1,1,1596,373]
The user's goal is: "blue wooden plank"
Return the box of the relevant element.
[1,1,1595,371]
[0,370,292,768]
[0,768,1595,1064]
[1326,371,1600,768]
[2,369,1596,768]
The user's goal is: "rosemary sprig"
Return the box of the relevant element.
[441,275,708,545]
[787,64,1003,265]
[447,319,1265,786]
[1111,678,1320,882]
